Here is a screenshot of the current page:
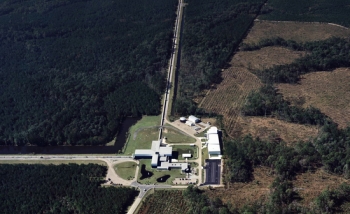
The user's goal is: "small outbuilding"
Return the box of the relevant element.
[180,117,186,122]
[188,115,200,123]
[182,153,192,158]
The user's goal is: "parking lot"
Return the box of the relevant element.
[172,120,210,135]
[204,159,221,184]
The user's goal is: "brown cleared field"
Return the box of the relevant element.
[293,169,350,207]
[205,167,273,209]
[199,46,304,137]
[137,190,189,214]
[231,116,319,144]
[244,21,350,44]
[278,68,350,128]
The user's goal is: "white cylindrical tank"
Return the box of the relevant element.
[180,117,186,122]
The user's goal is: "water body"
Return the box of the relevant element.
[140,164,153,180]
[0,117,141,154]
[156,175,170,182]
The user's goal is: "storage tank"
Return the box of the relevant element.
[180,117,186,122]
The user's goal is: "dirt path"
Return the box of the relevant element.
[100,158,138,186]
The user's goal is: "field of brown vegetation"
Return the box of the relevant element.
[137,190,189,214]
[244,21,350,44]
[231,116,319,144]
[278,68,350,128]
[205,167,274,209]
[293,169,350,207]
[199,46,304,137]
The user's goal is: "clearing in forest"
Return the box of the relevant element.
[293,169,350,207]
[199,46,304,137]
[277,68,350,128]
[205,167,274,209]
[231,116,319,144]
[244,21,350,44]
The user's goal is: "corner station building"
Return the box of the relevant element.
[133,140,188,171]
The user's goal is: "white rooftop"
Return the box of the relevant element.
[207,126,218,134]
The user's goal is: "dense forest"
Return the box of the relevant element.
[0,164,138,213]
[241,37,350,84]
[173,0,266,116]
[183,185,231,214]
[243,84,328,125]
[259,0,350,27]
[0,0,177,146]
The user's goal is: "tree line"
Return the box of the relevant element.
[0,0,177,146]
[223,120,350,213]
[0,164,138,214]
[241,37,350,84]
[173,0,265,116]
[243,84,328,126]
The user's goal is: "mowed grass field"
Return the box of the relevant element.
[137,159,185,185]
[123,116,160,155]
[172,145,197,160]
[162,127,196,144]
[244,21,350,44]
[277,68,350,128]
[114,161,137,180]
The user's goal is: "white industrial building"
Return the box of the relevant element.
[182,153,192,158]
[188,115,200,123]
[134,139,188,171]
[206,126,221,159]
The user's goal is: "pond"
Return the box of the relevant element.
[140,164,153,180]
[156,175,170,182]
[0,117,141,154]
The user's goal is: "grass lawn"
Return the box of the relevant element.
[114,161,137,180]
[123,116,161,155]
[195,131,206,138]
[137,159,186,185]
[163,127,196,144]
[202,147,209,165]
[172,145,197,160]
[0,160,107,165]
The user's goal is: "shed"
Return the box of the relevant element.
[182,153,192,158]
[188,115,200,123]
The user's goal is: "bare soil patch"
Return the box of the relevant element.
[199,47,304,137]
[293,169,350,207]
[278,68,350,128]
[231,116,319,144]
[205,167,274,209]
[244,21,350,44]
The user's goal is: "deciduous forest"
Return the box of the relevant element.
[0,0,177,146]
[0,164,138,213]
